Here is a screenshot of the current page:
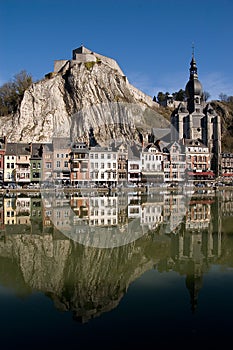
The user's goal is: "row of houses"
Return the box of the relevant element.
[0,136,232,187]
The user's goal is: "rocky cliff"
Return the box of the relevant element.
[210,100,233,151]
[0,47,168,144]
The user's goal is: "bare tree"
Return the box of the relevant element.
[0,70,33,116]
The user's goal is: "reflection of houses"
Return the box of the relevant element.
[186,199,212,231]
[70,194,89,225]
[141,142,163,184]
[4,197,16,225]
[163,141,186,183]
[15,195,31,225]
[163,194,187,232]
[127,194,141,219]
[30,195,42,234]
[89,196,118,226]
[141,201,163,230]
[117,193,129,227]
[70,142,89,186]
[50,194,71,229]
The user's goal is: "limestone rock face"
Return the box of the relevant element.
[0,50,168,143]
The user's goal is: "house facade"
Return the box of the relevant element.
[184,139,214,182]
[70,142,89,187]
[89,146,117,187]
[141,143,164,184]
[0,137,6,186]
[163,141,186,184]
[221,153,233,179]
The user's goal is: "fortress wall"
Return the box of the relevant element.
[54,60,69,73]
[72,53,97,64]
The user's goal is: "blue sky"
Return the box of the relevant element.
[1,0,233,100]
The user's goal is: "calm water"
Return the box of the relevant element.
[0,189,233,349]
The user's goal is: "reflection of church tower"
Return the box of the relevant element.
[171,53,221,175]
[185,267,203,313]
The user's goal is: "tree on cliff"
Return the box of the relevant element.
[0,70,33,116]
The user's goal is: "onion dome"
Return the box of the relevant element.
[185,56,203,98]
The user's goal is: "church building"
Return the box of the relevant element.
[171,54,221,175]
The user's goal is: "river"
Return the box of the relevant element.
[0,189,232,349]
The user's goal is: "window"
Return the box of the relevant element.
[64,161,69,168]
[46,162,51,169]
[56,161,60,168]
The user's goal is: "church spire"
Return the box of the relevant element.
[185,47,203,113]
[189,44,198,81]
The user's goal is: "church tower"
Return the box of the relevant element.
[171,52,221,175]
[185,55,204,114]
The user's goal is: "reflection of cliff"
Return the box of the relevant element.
[0,229,171,322]
[0,233,71,293]
[52,234,172,322]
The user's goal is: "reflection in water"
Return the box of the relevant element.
[0,190,232,323]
